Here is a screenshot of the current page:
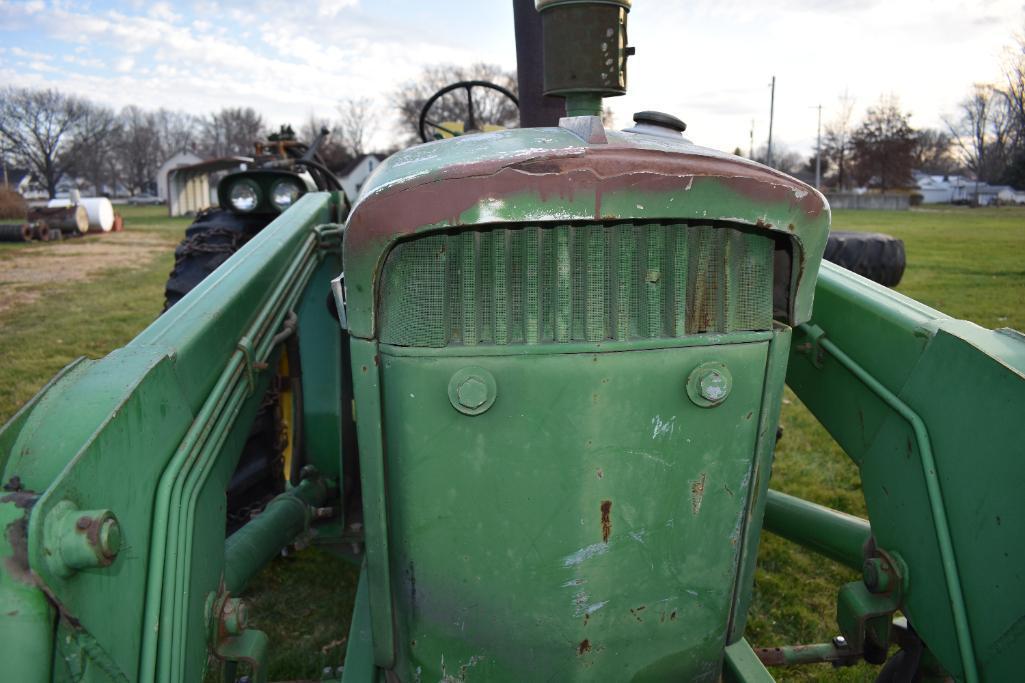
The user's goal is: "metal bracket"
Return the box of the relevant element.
[794,323,827,368]
[314,223,344,252]
[836,580,901,664]
[236,336,256,395]
[207,591,269,683]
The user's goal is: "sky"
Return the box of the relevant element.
[1,0,1023,157]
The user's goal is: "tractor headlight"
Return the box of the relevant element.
[270,179,302,211]
[229,179,260,212]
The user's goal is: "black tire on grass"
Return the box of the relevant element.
[824,231,907,287]
[163,209,268,311]
[163,208,285,531]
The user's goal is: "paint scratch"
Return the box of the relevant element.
[651,415,677,440]
[563,542,609,567]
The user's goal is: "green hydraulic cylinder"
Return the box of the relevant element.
[762,488,871,571]
[224,474,329,594]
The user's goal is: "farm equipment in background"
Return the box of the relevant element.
[1,2,1022,682]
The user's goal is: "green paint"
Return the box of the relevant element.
[376,339,771,680]
[785,262,1025,682]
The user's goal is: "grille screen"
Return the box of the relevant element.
[378,222,774,347]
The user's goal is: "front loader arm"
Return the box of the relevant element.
[0,193,346,683]
[777,262,1025,682]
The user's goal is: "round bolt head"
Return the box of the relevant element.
[456,377,488,409]
[222,597,248,635]
[833,635,848,648]
[98,517,121,559]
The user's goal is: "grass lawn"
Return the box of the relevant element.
[1,204,1022,681]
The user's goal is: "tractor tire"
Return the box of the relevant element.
[163,209,286,531]
[164,209,267,311]
[824,231,906,287]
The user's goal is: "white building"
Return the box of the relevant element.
[913,173,1024,205]
[157,151,204,202]
[336,154,384,202]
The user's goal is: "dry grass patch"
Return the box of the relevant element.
[0,232,174,315]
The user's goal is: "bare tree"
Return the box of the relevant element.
[300,113,350,169]
[753,143,802,175]
[116,106,163,195]
[336,97,379,157]
[850,95,917,190]
[393,63,518,144]
[1003,27,1025,186]
[153,108,199,158]
[68,102,121,195]
[822,91,856,190]
[0,87,88,198]
[200,107,264,157]
[945,84,1014,183]
[912,128,959,175]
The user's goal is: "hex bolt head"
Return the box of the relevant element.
[699,370,728,402]
[686,362,733,408]
[456,377,488,409]
[448,367,497,416]
[833,635,848,649]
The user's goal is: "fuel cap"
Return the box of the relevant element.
[632,111,687,133]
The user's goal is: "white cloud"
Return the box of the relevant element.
[149,2,181,23]
[2,0,1021,155]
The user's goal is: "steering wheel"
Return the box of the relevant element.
[418,80,519,143]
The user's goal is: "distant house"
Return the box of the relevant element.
[157,151,205,201]
[336,154,384,202]
[913,172,1025,205]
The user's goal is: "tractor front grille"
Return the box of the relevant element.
[378,222,774,348]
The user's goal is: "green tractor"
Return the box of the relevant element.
[2,2,1022,682]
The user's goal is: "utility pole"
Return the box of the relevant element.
[767,76,776,168]
[815,104,822,189]
[749,120,754,159]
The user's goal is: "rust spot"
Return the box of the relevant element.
[76,516,91,531]
[583,613,590,626]
[578,639,591,655]
[690,473,707,515]
[670,610,677,620]
[596,468,604,480]
[629,606,646,622]
[600,500,612,543]
[745,411,753,420]
[373,355,380,366]
[3,476,22,492]
[906,437,913,457]
[361,365,368,373]
[996,515,1002,526]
